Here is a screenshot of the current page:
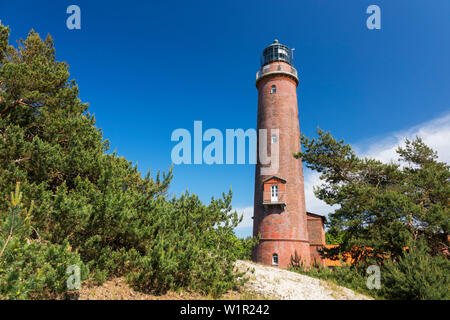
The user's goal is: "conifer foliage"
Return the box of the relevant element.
[0,23,248,299]
[295,128,450,299]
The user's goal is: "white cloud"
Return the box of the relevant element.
[304,169,338,216]
[235,206,254,229]
[357,113,450,163]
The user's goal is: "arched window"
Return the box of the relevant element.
[271,85,277,94]
[272,253,279,266]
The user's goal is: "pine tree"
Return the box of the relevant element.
[294,129,449,299]
[0,22,248,298]
[296,128,449,264]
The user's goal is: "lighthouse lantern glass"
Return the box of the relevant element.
[262,41,292,66]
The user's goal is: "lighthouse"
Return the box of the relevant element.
[252,40,311,268]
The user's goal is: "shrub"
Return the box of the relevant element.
[0,183,86,299]
[235,236,259,261]
[0,241,86,299]
[127,192,246,298]
[381,240,450,300]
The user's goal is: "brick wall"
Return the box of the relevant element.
[253,60,311,268]
[307,213,326,265]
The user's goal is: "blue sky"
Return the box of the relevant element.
[1,1,449,237]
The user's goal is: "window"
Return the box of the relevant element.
[271,185,279,202]
[271,85,277,94]
[271,135,278,144]
[272,254,279,266]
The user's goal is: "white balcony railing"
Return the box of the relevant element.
[256,64,298,82]
[262,191,287,206]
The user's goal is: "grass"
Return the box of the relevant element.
[288,265,380,300]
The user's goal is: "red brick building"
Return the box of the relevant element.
[307,212,327,265]
[252,40,326,268]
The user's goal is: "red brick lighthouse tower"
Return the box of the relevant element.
[253,40,311,268]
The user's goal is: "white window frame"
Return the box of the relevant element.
[271,85,277,94]
[271,185,279,202]
[272,253,279,266]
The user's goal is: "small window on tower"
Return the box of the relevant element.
[271,85,277,94]
[271,135,278,144]
[272,253,279,266]
[271,185,279,202]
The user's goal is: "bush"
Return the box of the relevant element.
[0,241,86,299]
[0,183,87,299]
[126,192,246,298]
[381,240,450,300]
